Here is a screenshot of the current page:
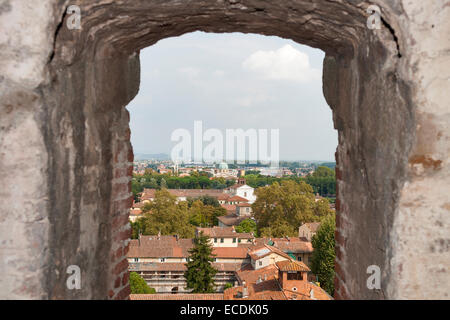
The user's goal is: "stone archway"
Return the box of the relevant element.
[0,1,448,300]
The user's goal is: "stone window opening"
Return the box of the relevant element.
[3,1,444,301]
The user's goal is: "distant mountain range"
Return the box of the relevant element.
[134,153,170,160]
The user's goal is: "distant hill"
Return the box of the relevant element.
[134,153,169,160]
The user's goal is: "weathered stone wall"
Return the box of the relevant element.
[0,0,448,299]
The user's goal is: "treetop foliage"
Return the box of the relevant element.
[252,180,333,237]
[311,213,336,295]
[184,232,218,293]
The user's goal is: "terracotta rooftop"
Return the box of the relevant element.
[197,226,253,239]
[248,244,292,261]
[217,214,247,226]
[128,236,193,258]
[228,195,249,202]
[276,259,311,272]
[224,260,332,300]
[226,264,287,300]
[236,202,252,207]
[217,193,231,201]
[129,235,253,260]
[220,204,237,213]
[212,246,250,259]
[129,262,247,272]
[228,183,249,190]
[254,237,313,253]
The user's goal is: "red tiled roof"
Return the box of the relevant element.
[276,260,310,272]
[129,262,246,272]
[127,236,194,258]
[213,247,249,259]
[248,245,292,261]
[197,226,253,239]
[220,204,236,213]
[217,194,231,200]
[228,195,249,202]
[224,260,332,300]
[254,237,313,253]
[217,214,247,226]
[226,264,287,300]
[236,203,252,207]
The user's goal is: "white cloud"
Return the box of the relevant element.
[242,44,321,83]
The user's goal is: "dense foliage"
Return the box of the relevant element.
[234,218,258,236]
[243,166,335,197]
[252,180,334,237]
[129,272,156,294]
[311,213,336,296]
[132,170,236,200]
[184,232,218,293]
[130,189,226,239]
[305,166,336,196]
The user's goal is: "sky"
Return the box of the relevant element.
[127,31,337,162]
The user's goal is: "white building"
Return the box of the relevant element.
[226,178,256,204]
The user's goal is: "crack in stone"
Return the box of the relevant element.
[380,16,402,58]
[48,6,67,64]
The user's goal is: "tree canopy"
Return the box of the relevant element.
[235,218,257,236]
[184,232,217,293]
[130,189,226,239]
[252,180,332,237]
[137,189,195,238]
[311,213,336,295]
[129,272,156,294]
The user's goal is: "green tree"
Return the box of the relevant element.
[306,166,336,196]
[224,282,233,290]
[235,219,257,235]
[130,218,145,239]
[311,213,336,295]
[160,178,167,189]
[142,189,195,238]
[312,166,335,177]
[129,272,156,294]
[188,200,226,227]
[252,180,317,237]
[184,232,218,293]
[313,198,334,218]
